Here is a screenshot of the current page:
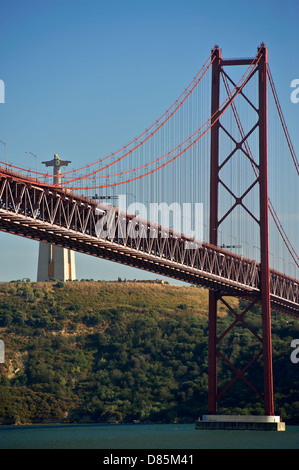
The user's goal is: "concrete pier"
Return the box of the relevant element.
[196,415,285,431]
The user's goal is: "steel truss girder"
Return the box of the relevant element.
[0,172,298,317]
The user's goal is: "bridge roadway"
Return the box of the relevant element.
[0,167,298,318]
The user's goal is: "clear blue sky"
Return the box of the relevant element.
[0,0,298,282]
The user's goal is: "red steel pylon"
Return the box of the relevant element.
[208,44,274,416]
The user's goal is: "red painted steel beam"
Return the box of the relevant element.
[208,46,221,415]
[207,44,276,416]
[221,58,258,66]
[258,45,274,416]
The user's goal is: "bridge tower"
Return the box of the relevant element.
[197,44,285,430]
[37,154,76,282]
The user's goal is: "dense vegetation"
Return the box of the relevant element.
[0,280,298,425]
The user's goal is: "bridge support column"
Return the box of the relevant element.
[205,44,276,420]
[208,45,221,415]
[258,44,274,416]
[208,291,218,415]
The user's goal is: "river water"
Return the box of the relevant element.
[0,423,298,449]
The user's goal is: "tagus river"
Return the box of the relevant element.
[0,423,298,449]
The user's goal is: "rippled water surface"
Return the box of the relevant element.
[0,423,298,449]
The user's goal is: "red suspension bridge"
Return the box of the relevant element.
[0,44,298,423]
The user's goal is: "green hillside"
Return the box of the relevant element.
[0,280,298,425]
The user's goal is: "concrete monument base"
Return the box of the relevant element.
[37,242,76,281]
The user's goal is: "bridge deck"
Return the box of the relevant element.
[0,168,298,318]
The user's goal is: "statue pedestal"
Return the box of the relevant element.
[37,242,76,281]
